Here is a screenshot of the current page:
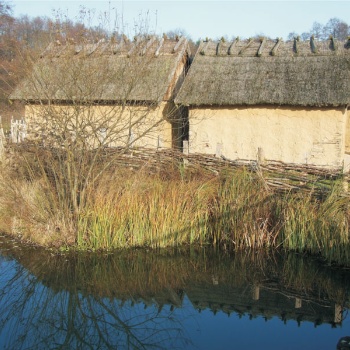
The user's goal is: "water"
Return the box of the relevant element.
[0,235,350,350]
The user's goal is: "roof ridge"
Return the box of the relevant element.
[195,37,350,58]
[39,35,189,59]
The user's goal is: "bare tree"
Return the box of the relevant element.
[300,31,310,41]
[310,21,325,40]
[9,31,189,243]
[324,18,349,40]
[287,17,349,41]
[287,32,299,41]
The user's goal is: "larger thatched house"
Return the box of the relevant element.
[175,37,350,169]
[10,35,191,149]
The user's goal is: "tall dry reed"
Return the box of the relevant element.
[275,181,350,263]
[77,169,217,249]
[1,157,349,265]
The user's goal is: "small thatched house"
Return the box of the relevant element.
[10,35,191,149]
[175,37,350,169]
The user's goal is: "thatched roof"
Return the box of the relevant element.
[175,37,350,107]
[10,36,190,104]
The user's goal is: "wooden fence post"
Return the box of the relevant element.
[257,147,265,165]
[183,140,189,165]
[157,135,162,150]
[343,176,349,193]
[252,285,260,300]
[342,158,349,193]
[0,116,5,160]
[215,142,222,157]
[334,304,343,324]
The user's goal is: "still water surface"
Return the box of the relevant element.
[0,234,350,349]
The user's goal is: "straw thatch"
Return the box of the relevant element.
[175,37,350,107]
[10,36,190,104]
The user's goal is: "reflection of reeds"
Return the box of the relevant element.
[1,237,348,309]
[1,160,349,265]
[0,245,189,349]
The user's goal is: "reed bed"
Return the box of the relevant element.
[0,144,349,265]
[77,169,217,249]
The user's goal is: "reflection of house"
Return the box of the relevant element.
[175,37,350,169]
[107,281,345,327]
[2,234,347,328]
[185,281,345,327]
[78,281,343,327]
[10,36,191,149]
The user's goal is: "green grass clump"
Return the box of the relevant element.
[77,170,217,249]
[276,182,350,263]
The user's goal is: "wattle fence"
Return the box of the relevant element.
[5,141,349,198]
[0,116,348,196]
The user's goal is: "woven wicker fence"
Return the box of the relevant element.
[5,142,349,197]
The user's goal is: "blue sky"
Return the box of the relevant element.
[9,1,350,40]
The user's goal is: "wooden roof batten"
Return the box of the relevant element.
[173,36,186,53]
[140,35,157,56]
[293,36,300,54]
[227,37,239,56]
[238,38,254,55]
[111,35,129,54]
[40,42,55,58]
[86,38,106,56]
[200,39,211,56]
[346,36,350,49]
[216,41,221,56]
[310,35,317,54]
[111,40,123,54]
[257,37,266,57]
[155,37,165,57]
[127,36,142,58]
[52,41,67,58]
[271,38,283,56]
[329,35,337,51]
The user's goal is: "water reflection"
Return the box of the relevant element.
[0,234,350,349]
